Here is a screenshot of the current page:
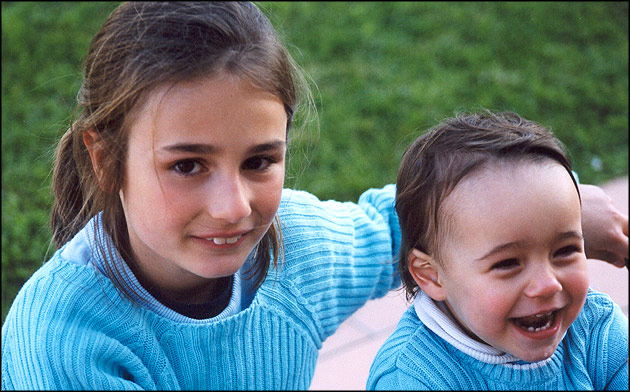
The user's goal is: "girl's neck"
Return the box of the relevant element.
[136,273,234,319]
[125,252,228,305]
[151,277,229,305]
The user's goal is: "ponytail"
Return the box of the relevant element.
[50,128,84,247]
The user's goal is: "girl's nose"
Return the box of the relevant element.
[523,265,563,298]
[207,174,252,223]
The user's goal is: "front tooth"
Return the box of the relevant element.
[226,236,239,244]
[213,237,226,245]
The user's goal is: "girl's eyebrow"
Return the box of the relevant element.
[161,143,218,154]
[248,140,287,154]
[160,140,286,155]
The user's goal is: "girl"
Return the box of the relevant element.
[1,2,626,390]
[367,111,628,390]
[2,3,400,389]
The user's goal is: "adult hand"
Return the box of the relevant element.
[579,184,629,268]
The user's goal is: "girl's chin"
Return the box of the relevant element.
[194,259,247,280]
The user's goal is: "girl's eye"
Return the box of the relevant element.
[553,245,581,258]
[491,258,519,270]
[172,159,202,176]
[242,156,276,171]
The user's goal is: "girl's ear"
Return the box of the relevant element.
[408,248,446,301]
[82,129,108,192]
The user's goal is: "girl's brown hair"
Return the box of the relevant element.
[395,110,579,301]
[50,2,311,302]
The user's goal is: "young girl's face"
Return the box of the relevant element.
[436,160,589,362]
[119,73,287,301]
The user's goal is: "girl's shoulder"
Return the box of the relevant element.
[3,225,135,341]
[4,248,119,328]
[1,247,158,390]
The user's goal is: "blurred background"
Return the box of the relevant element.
[2,2,628,323]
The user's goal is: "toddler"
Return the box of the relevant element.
[367,111,628,390]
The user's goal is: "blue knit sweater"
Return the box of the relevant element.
[2,185,401,390]
[367,289,629,390]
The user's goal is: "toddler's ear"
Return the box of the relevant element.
[408,248,446,301]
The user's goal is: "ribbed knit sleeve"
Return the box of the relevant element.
[275,185,401,341]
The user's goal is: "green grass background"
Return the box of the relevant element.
[2,2,628,323]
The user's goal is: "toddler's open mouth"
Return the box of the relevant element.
[511,310,558,332]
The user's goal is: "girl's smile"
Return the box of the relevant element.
[190,229,250,248]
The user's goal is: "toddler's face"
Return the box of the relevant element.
[436,160,589,362]
[118,73,287,301]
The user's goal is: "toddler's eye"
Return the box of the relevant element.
[553,245,581,258]
[492,258,519,270]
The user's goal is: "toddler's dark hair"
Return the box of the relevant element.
[395,110,578,301]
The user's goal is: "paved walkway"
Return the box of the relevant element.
[310,176,628,390]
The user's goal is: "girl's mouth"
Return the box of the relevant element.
[191,232,247,248]
[204,235,242,245]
